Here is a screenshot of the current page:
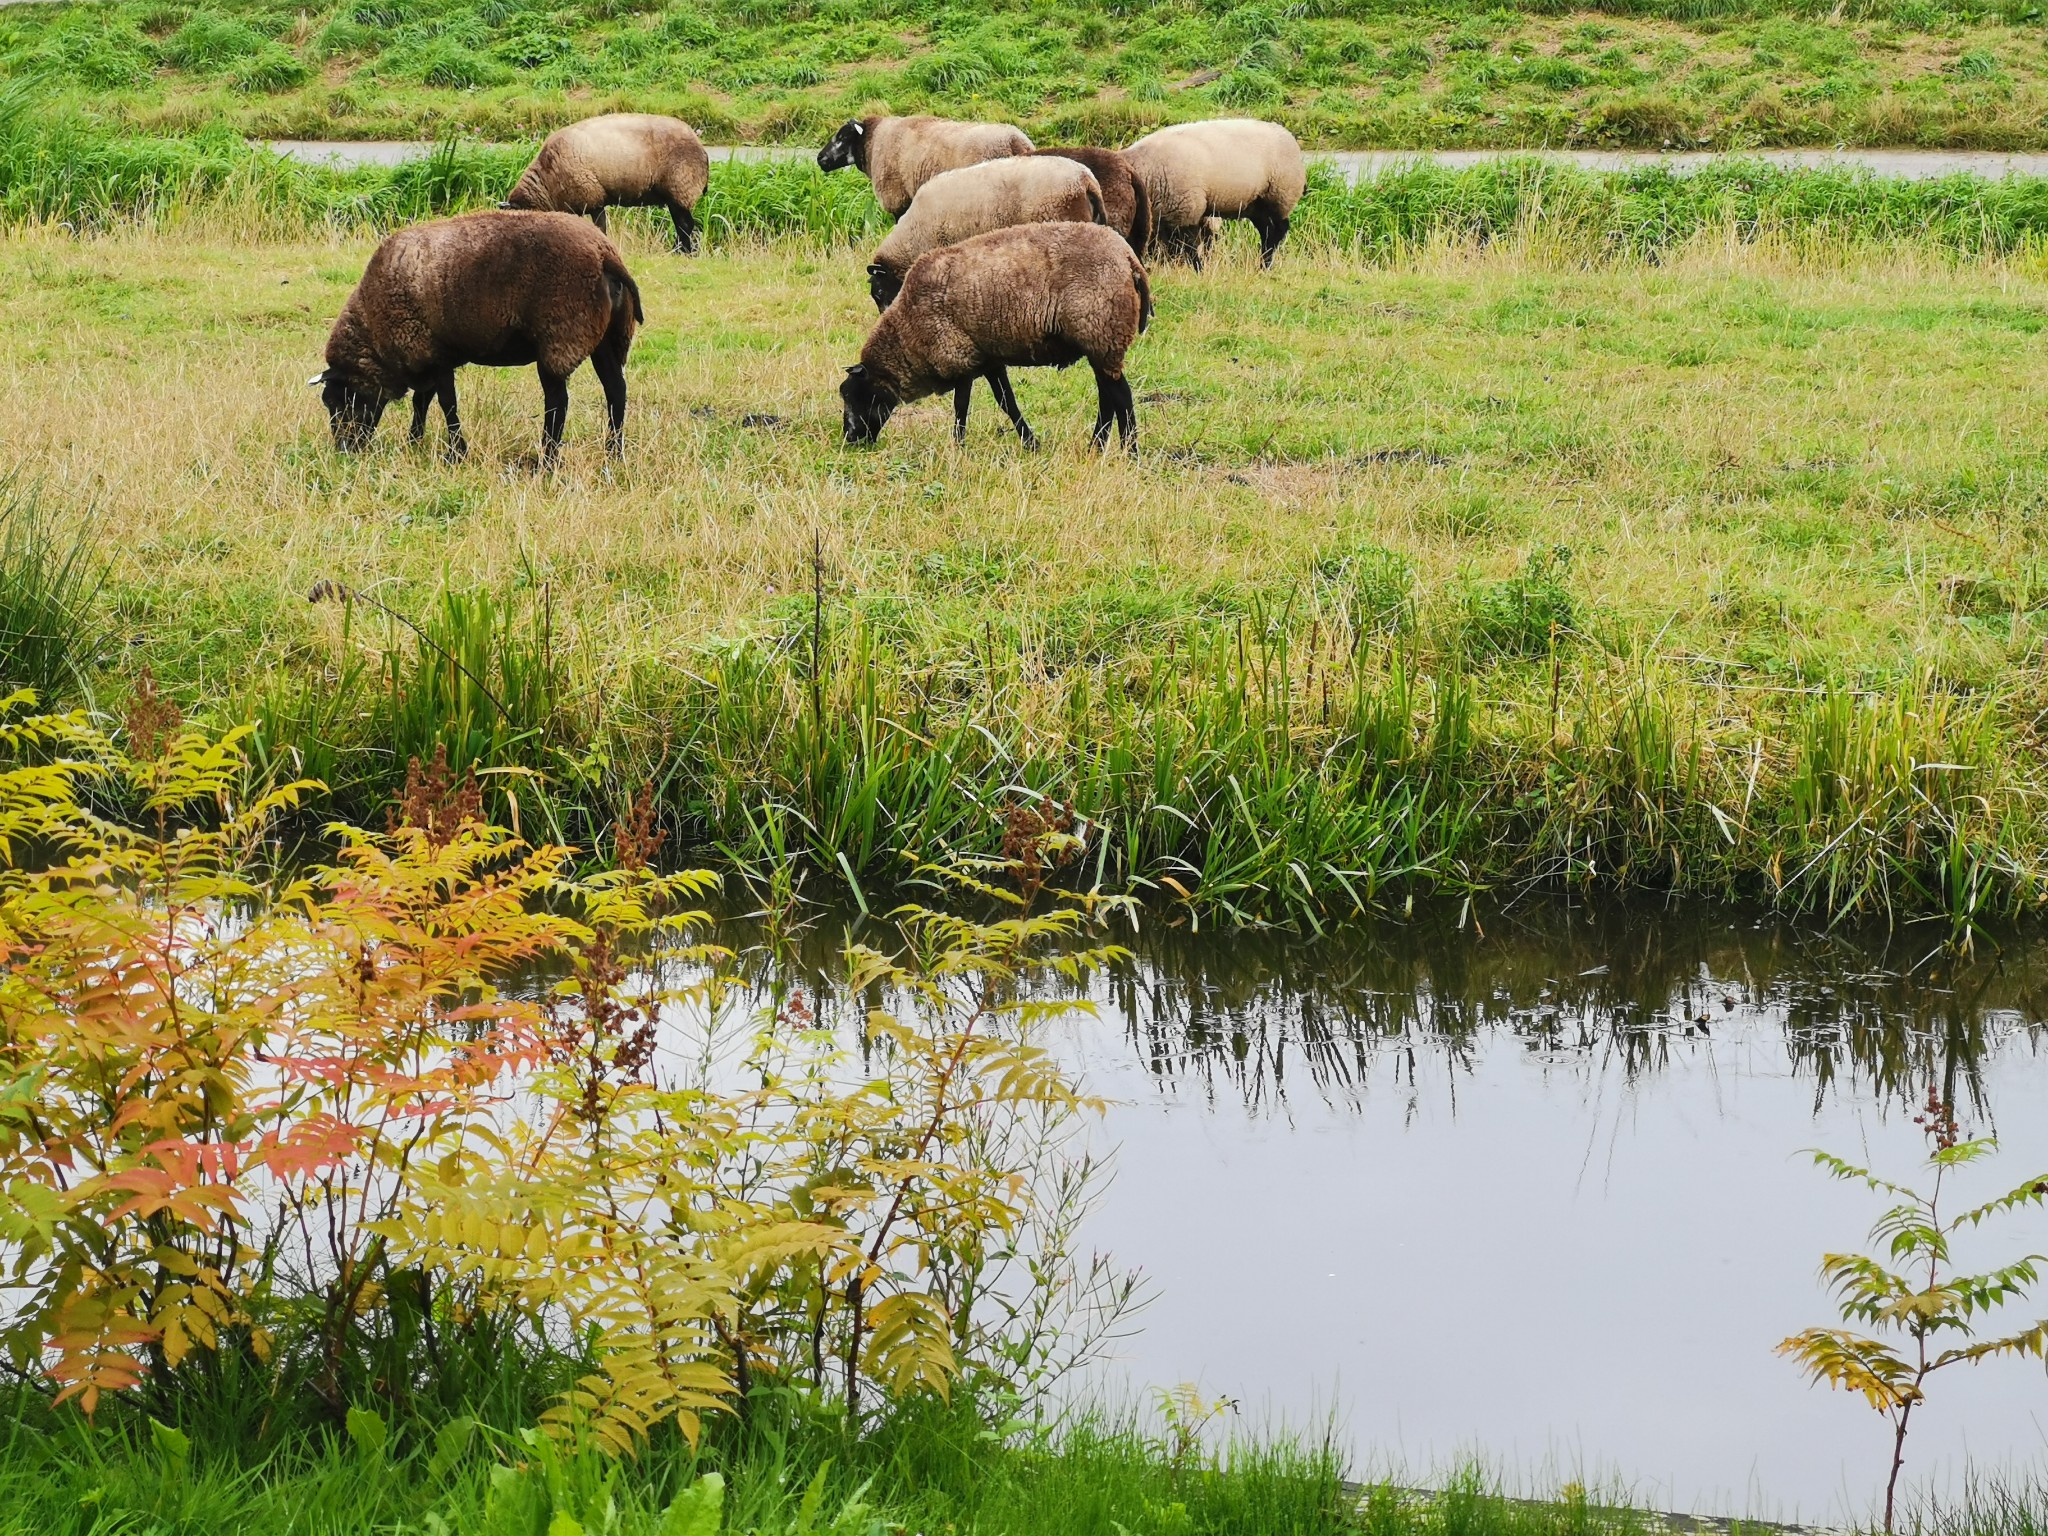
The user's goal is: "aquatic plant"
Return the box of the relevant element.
[1779,1089,2048,1532]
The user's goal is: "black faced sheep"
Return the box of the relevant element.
[505,113,711,253]
[839,222,1152,452]
[1030,146,1152,256]
[1123,118,1306,268]
[866,156,1107,310]
[815,114,1034,217]
[313,210,643,467]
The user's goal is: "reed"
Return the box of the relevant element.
[0,478,108,708]
[12,99,2048,259]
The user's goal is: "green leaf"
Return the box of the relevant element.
[795,1462,831,1536]
[548,1516,586,1536]
[345,1405,388,1458]
[149,1417,191,1471]
[657,1471,725,1536]
[427,1415,476,1479]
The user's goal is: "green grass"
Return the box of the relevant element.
[5,0,2048,149]
[8,188,2048,927]
[0,1384,1361,1536]
[4,1379,2037,1533]
[16,99,2048,256]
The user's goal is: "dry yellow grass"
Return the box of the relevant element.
[3,217,2047,709]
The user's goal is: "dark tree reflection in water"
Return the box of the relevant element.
[713,897,2048,1123]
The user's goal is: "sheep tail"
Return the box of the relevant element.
[1130,253,1153,335]
[603,248,645,325]
[1127,173,1152,258]
[1085,181,1107,227]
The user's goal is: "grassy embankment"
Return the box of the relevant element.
[6,0,2048,150]
[10,117,2048,926]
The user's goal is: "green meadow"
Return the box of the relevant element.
[4,0,2048,149]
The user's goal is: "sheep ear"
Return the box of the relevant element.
[845,364,866,377]
[848,121,864,137]
[307,371,328,387]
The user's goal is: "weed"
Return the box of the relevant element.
[1780,1093,2048,1531]
[0,479,108,706]
[1460,546,1577,659]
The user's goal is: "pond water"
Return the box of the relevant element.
[744,900,2048,1525]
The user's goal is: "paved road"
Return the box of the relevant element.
[267,139,2048,180]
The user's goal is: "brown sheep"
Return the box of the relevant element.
[313,210,643,467]
[815,114,1033,217]
[505,113,711,253]
[867,156,1107,310]
[1030,146,1152,255]
[1123,118,1307,268]
[839,222,1152,452]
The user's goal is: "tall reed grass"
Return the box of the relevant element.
[237,580,2048,931]
[9,93,2048,258]
[0,478,107,706]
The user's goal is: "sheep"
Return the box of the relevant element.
[312,210,643,467]
[866,156,1107,310]
[1030,146,1152,255]
[815,114,1033,217]
[505,113,711,253]
[839,222,1152,453]
[1122,118,1306,268]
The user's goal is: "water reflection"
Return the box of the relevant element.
[705,897,2048,1518]
[714,897,2047,1122]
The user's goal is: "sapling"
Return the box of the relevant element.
[1779,1088,2048,1532]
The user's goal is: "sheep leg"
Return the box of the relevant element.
[1249,199,1291,267]
[1115,376,1138,450]
[1089,363,1119,450]
[589,205,609,234]
[985,367,1036,449]
[952,380,972,443]
[436,374,467,461]
[408,388,433,444]
[537,368,570,468]
[592,349,628,458]
[667,199,698,254]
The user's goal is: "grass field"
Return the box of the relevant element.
[7,193,2048,925]
[6,0,2048,150]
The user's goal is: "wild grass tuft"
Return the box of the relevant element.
[0,479,108,707]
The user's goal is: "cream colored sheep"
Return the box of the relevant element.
[816,114,1034,216]
[1123,118,1306,267]
[866,156,1106,309]
[506,113,711,253]
[839,222,1153,452]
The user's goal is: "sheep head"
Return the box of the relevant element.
[816,120,866,173]
[314,368,393,452]
[866,263,903,311]
[839,364,897,445]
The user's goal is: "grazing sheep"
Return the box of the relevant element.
[1030,146,1152,255]
[1123,118,1306,267]
[313,210,643,467]
[866,156,1107,310]
[839,222,1152,452]
[505,113,711,253]
[815,114,1033,217]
